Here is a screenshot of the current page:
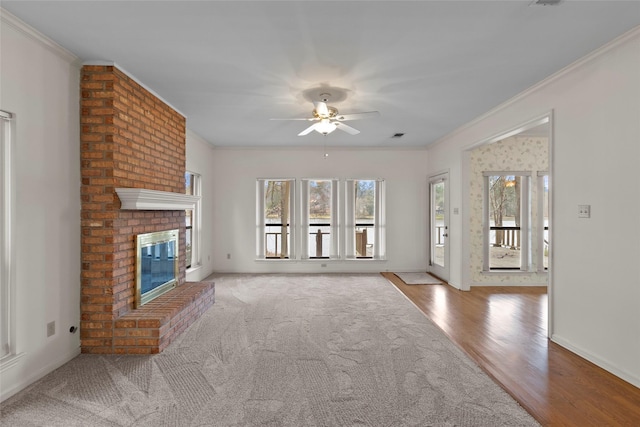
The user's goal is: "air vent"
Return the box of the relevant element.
[530,0,562,6]
[392,133,405,138]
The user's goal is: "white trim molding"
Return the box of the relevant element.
[116,188,199,211]
[0,8,78,63]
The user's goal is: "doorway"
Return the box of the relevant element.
[429,172,449,282]
[461,113,552,335]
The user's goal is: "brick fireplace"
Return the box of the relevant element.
[80,64,214,354]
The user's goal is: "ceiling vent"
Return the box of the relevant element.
[530,0,562,6]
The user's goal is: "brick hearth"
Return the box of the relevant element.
[80,64,213,354]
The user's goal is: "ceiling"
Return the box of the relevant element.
[3,1,639,148]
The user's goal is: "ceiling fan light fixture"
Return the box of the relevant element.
[315,119,337,135]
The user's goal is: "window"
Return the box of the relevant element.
[483,172,531,270]
[256,178,386,261]
[256,179,295,259]
[345,179,386,259]
[1,110,14,361]
[301,179,339,259]
[185,171,201,269]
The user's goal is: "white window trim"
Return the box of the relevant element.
[537,172,549,273]
[1,110,24,368]
[257,178,386,262]
[301,179,340,259]
[345,179,386,260]
[185,171,202,271]
[256,178,296,260]
[482,171,531,272]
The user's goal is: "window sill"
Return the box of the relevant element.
[186,264,202,274]
[255,258,387,262]
[481,270,547,275]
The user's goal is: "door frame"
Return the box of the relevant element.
[460,111,553,337]
[428,171,449,282]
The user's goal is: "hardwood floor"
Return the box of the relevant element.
[381,272,640,427]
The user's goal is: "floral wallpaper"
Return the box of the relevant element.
[469,135,549,284]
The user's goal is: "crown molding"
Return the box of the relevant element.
[116,188,199,211]
[0,8,77,64]
[430,24,640,148]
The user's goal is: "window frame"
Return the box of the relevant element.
[1,110,18,365]
[256,178,296,260]
[301,178,339,259]
[345,179,386,260]
[256,178,386,262]
[537,172,549,272]
[482,171,531,271]
[185,171,202,270]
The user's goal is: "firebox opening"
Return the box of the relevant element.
[136,229,179,308]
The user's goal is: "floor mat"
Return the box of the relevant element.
[394,272,443,285]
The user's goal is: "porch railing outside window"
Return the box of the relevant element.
[265,224,290,258]
[483,172,531,271]
[257,179,295,259]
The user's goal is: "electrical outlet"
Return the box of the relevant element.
[321,263,327,268]
[227,253,231,259]
[47,321,55,337]
[578,205,591,218]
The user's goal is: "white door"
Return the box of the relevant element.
[429,173,449,281]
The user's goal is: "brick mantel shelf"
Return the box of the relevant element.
[116,188,199,210]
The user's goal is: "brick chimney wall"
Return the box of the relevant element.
[80,65,188,353]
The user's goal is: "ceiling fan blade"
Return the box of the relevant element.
[298,123,317,136]
[334,122,360,135]
[334,111,380,121]
[270,117,315,121]
[313,101,330,118]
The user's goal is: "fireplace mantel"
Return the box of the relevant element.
[116,188,199,210]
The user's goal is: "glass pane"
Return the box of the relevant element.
[185,172,194,268]
[185,172,194,195]
[264,180,291,258]
[432,181,445,268]
[309,225,331,258]
[355,180,375,257]
[309,180,331,258]
[489,175,521,269]
[355,226,373,257]
[185,227,192,268]
[542,175,549,269]
[0,118,8,358]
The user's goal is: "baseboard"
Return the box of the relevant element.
[470,281,548,287]
[0,347,81,402]
[551,334,640,389]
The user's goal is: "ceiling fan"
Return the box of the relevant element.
[272,100,380,136]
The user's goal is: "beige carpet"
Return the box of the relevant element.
[0,274,538,426]
[395,272,443,285]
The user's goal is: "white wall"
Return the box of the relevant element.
[210,147,429,273]
[0,11,81,400]
[427,27,640,387]
[185,130,217,282]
